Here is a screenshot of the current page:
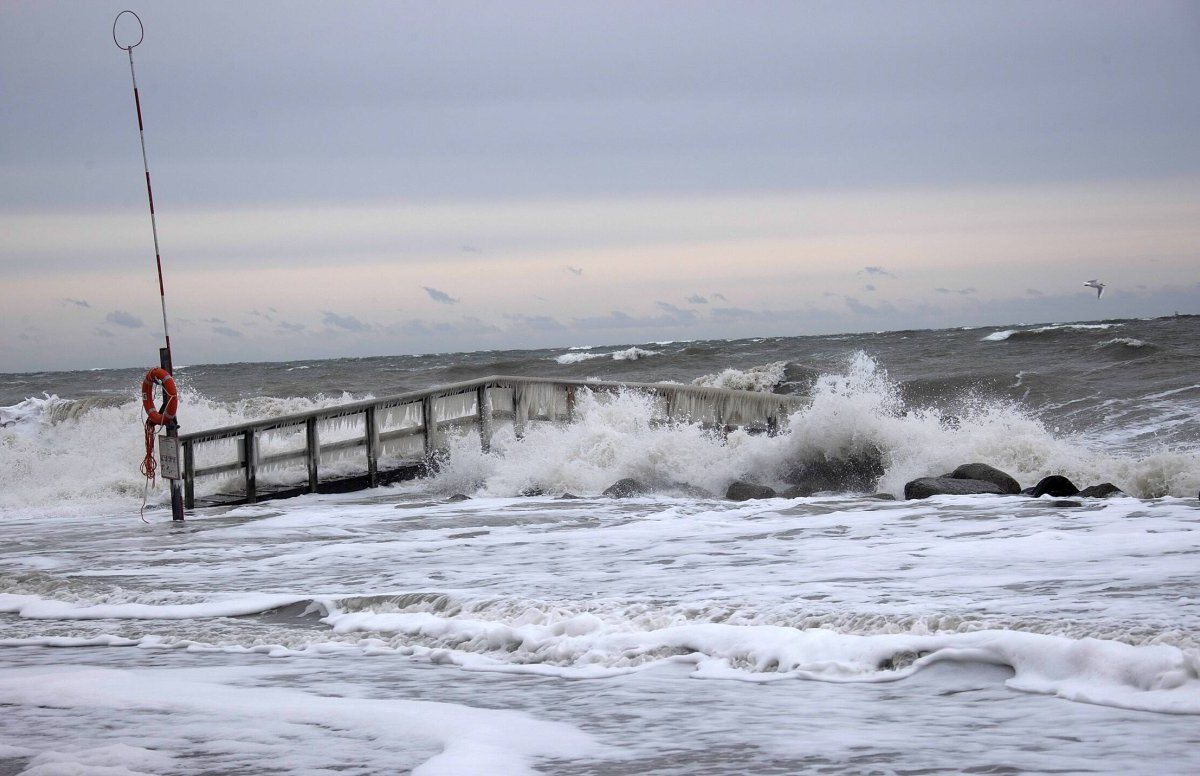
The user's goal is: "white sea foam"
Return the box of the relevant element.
[0,665,598,776]
[691,361,788,393]
[554,351,605,364]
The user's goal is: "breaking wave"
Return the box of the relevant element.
[432,352,1200,499]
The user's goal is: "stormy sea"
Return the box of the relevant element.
[2,315,1198,775]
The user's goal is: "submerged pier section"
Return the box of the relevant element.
[179,376,799,508]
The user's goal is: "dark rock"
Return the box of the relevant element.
[780,485,815,499]
[603,478,647,498]
[664,481,714,499]
[1077,483,1124,498]
[869,492,897,500]
[518,487,545,497]
[948,463,1021,495]
[1047,500,1083,508]
[557,493,580,500]
[783,448,885,494]
[904,477,1005,500]
[726,481,778,501]
[447,493,472,502]
[1032,475,1080,498]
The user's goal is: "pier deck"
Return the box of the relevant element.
[179,376,798,508]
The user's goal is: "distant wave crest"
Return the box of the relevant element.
[983,323,1123,343]
[554,347,659,365]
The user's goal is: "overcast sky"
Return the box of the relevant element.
[3,0,1199,372]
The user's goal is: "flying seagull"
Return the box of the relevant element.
[1083,279,1106,299]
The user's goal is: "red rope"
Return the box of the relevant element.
[141,422,158,482]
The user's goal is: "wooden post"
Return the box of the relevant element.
[513,385,526,440]
[477,385,491,453]
[306,417,319,493]
[242,428,257,504]
[182,438,195,509]
[366,406,379,487]
[160,348,185,522]
[422,396,437,458]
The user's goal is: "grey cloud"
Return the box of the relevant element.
[505,314,567,332]
[423,286,460,305]
[213,325,243,338]
[566,266,584,276]
[687,294,708,304]
[278,321,306,333]
[63,298,90,308]
[655,302,698,321]
[394,317,500,337]
[573,309,700,330]
[860,266,897,278]
[322,311,371,332]
[843,296,898,316]
[710,307,771,322]
[105,310,144,329]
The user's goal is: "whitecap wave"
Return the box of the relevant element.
[692,361,788,393]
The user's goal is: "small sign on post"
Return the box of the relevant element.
[158,434,181,480]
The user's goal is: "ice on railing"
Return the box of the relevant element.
[515,382,565,421]
[491,387,514,414]
[192,436,240,471]
[257,424,309,478]
[660,386,787,428]
[665,389,720,424]
[379,402,422,432]
[319,414,366,445]
[434,391,477,422]
[380,433,423,463]
[719,390,788,427]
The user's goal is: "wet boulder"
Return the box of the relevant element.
[948,463,1021,495]
[1030,475,1080,498]
[665,482,715,499]
[783,448,885,494]
[904,477,1005,500]
[1077,482,1124,498]
[726,481,778,501]
[603,478,647,498]
[780,485,814,498]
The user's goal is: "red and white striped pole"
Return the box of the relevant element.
[115,10,184,521]
[114,10,173,372]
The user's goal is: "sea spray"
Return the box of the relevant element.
[433,352,1200,498]
[0,389,376,515]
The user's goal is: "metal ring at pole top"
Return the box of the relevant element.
[113,10,144,51]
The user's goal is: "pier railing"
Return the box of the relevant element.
[178,376,799,507]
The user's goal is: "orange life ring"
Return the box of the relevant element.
[141,367,178,426]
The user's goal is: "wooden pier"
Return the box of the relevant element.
[179,376,799,508]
